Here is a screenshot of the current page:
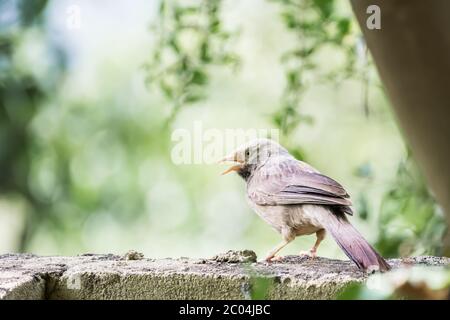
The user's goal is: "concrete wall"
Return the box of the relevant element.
[0,251,448,299]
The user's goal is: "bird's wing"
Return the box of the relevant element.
[248,158,353,213]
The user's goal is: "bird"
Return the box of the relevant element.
[220,138,390,272]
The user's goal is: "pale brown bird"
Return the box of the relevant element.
[220,138,390,272]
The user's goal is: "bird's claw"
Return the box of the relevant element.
[299,250,317,259]
[260,255,284,263]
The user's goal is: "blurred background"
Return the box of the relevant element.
[0,0,446,261]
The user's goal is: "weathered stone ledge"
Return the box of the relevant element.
[0,251,448,300]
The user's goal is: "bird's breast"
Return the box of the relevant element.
[246,199,286,233]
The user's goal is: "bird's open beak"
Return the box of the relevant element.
[218,152,244,175]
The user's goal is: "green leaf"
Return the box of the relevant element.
[191,70,208,86]
[19,0,48,26]
[168,36,180,53]
[158,1,165,15]
[313,0,334,18]
[288,147,306,161]
[209,19,220,33]
[287,71,299,86]
[200,42,211,63]
[356,194,369,220]
[183,92,205,104]
[159,81,174,99]
[281,12,298,29]
[337,18,351,36]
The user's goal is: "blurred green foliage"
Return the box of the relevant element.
[376,154,446,257]
[0,0,52,250]
[145,0,446,261]
[0,0,446,270]
[145,0,360,159]
[0,0,174,252]
[338,266,450,300]
[271,0,356,139]
[144,0,239,123]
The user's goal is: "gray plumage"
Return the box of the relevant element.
[221,138,390,272]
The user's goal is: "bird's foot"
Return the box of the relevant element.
[270,255,285,262]
[261,255,284,263]
[299,249,317,259]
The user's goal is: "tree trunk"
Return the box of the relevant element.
[350,0,450,255]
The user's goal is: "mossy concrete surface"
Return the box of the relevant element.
[0,251,448,300]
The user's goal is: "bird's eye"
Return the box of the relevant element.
[245,150,250,157]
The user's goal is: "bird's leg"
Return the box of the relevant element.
[300,229,326,259]
[263,239,292,262]
[263,229,295,262]
[309,229,326,258]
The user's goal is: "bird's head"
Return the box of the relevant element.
[219,138,287,179]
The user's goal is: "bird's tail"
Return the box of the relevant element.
[322,209,391,272]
